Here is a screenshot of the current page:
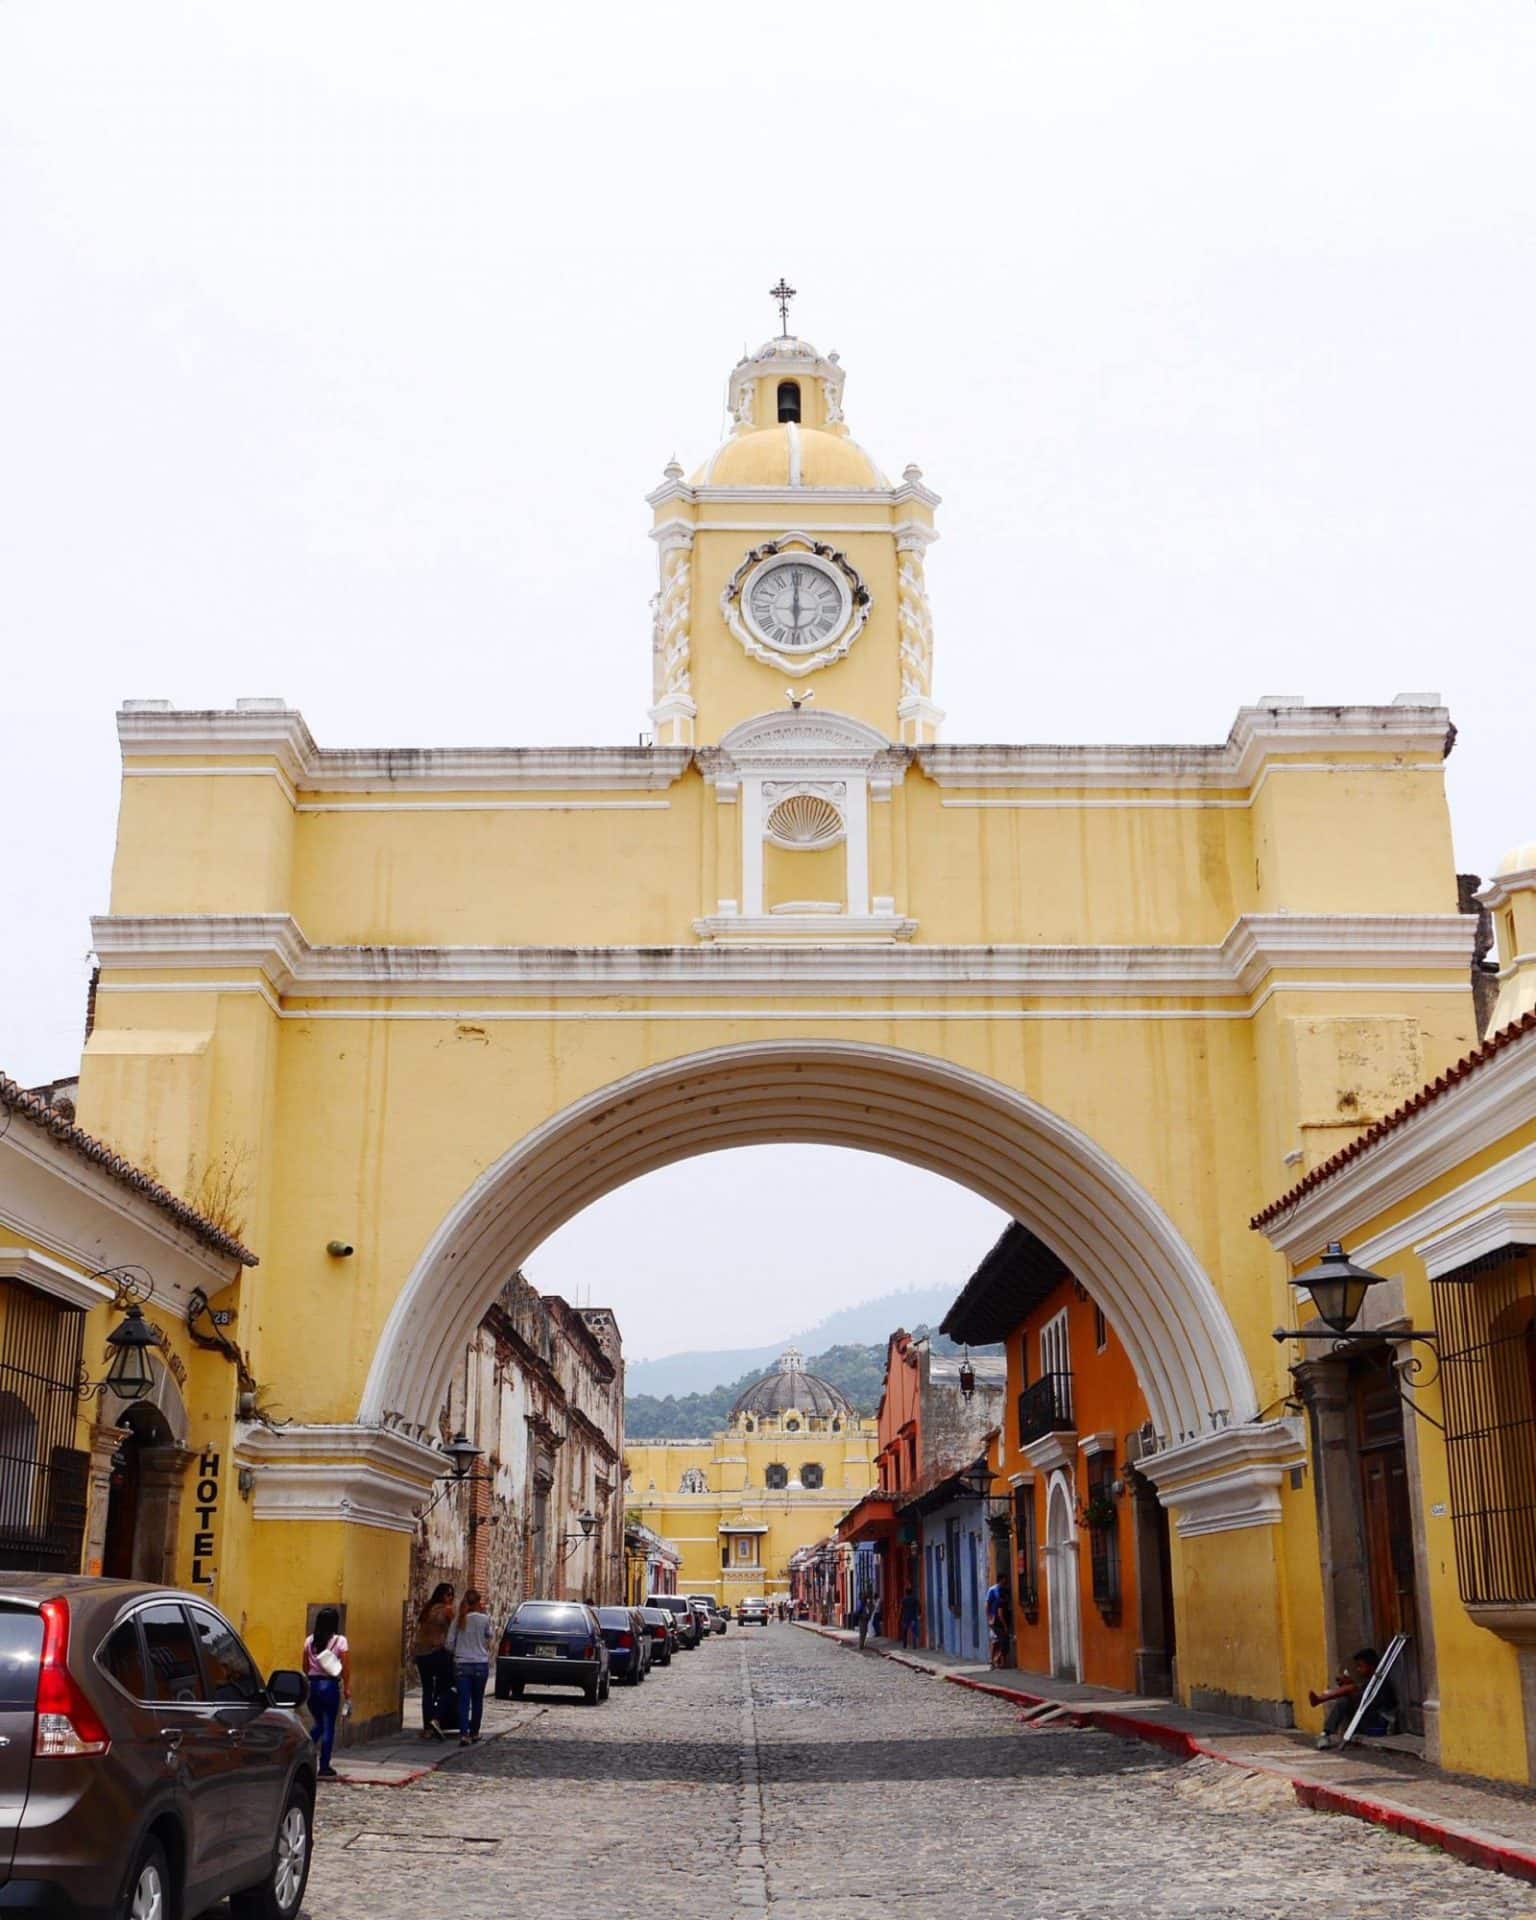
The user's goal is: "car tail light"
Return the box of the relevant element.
[582,1639,597,1660]
[35,1599,110,1758]
[616,1632,633,1650]
[500,1633,513,1656]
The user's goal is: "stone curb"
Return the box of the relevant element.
[794,1622,1536,1886]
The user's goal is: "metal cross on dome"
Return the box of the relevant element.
[769,277,797,335]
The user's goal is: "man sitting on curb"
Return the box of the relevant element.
[1310,1646,1398,1750]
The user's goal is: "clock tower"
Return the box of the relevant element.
[646,312,941,751]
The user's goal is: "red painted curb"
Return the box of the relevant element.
[933,1660,1536,1884]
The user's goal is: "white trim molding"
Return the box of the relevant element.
[117,707,692,794]
[234,1423,443,1533]
[1414,1202,1536,1280]
[1078,1430,1118,1459]
[0,1248,116,1311]
[90,911,1472,1001]
[916,703,1450,792]
[1137,1419,1307,1537]
[1023,1433,1078,1475]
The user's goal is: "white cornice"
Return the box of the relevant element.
[1023,1432,1078,1475]
[117,709,691,794]
[1256,1024,1536,1259]
[1477,867,1536,912]
[916,704,1451,791]
[1137,1419,1306,1537]
[648,484,901,508]
[89,912,1474,1003]
[234,1422,443,1533]
[1414,1203,1536,1280]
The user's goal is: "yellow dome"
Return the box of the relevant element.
[1494,842,1536,878]
[692,425,888,490]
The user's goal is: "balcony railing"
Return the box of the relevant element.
[1017,1371,1074,1446]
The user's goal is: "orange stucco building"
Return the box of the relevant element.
[944,1226,1176,1695]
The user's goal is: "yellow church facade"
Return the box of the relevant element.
[626,1350,877,1604]
[63,315,1491,1761]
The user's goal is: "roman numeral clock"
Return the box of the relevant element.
[723,535,871,676]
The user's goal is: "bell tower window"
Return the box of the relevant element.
[777,380,801,423]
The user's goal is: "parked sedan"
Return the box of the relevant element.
[638,1606,675,1667]
[496,1601,611,1704]
[687,1594,728,1637]
[738,1596,771,1626]
[595,1607,650,1685]
[0,1574,315,1920]
[686,1600,714,1643]
[645,1594,700,1650]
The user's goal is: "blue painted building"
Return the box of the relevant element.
[919,1474,989,1663]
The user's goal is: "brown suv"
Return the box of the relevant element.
[0,1574,316,1918]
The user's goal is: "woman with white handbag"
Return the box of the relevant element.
[302,1606,352,1778]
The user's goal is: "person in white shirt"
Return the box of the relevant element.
[301,1607,351,1778]
[447,1588,494,1745]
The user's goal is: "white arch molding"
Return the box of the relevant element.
[361,1040,1256,1454]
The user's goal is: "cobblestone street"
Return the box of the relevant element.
[292,1626,1536,1919]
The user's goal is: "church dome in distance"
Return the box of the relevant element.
[729,1347,854,1422]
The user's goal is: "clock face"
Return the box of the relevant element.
[746,560,846,653]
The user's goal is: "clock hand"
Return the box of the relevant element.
[792,571,802,629]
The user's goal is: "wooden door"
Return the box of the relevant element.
[1354,1352,1421,1731]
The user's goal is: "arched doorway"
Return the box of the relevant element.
[100,1359,192,1584]
[1045,1474,1081,1683]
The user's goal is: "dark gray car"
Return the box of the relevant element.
[0,1574,315,1919]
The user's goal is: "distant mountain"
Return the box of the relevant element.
[624,1284,966,1400]
[623,1326,1003,1441]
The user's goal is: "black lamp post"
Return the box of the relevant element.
[1290,1241,1387,1335]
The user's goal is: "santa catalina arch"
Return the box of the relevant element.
[79,324,1476,1728]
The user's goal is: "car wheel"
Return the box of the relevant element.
[599,1672,611,1701]
[510,1681,525,1699]
[230,1783,314,1920]
[583,1679,599,1704]
[121,1836,169,1920]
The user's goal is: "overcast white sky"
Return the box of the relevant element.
[3,3,1533,1357]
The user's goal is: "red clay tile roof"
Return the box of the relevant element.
[1250,1010,1536,1230]
[0,1072,258,1267]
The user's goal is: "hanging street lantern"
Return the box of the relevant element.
[439,1431,486,1479]
[100,1303,159,1403]
[958,1347,977,1400]
[1290,1241,1388,1336]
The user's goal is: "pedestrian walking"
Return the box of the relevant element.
[985,1578,1012,1669]
[856,1592,874,1651]
[301,1606,351,1779]
[898,1587,920,1650]
[447,1586,495,1746]
[412,1582,456,1740]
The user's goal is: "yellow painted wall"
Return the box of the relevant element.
[627,1421,876,1601]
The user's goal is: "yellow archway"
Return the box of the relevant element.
[362,1039,1255,1448]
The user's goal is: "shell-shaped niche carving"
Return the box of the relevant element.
[766,791,844,850]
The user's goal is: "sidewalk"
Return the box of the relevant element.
[329,1692,546,1786]
[798,1623,1536,1884]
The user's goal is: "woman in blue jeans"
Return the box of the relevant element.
[301,1607,351,1779]
[447,1588,494,1746]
